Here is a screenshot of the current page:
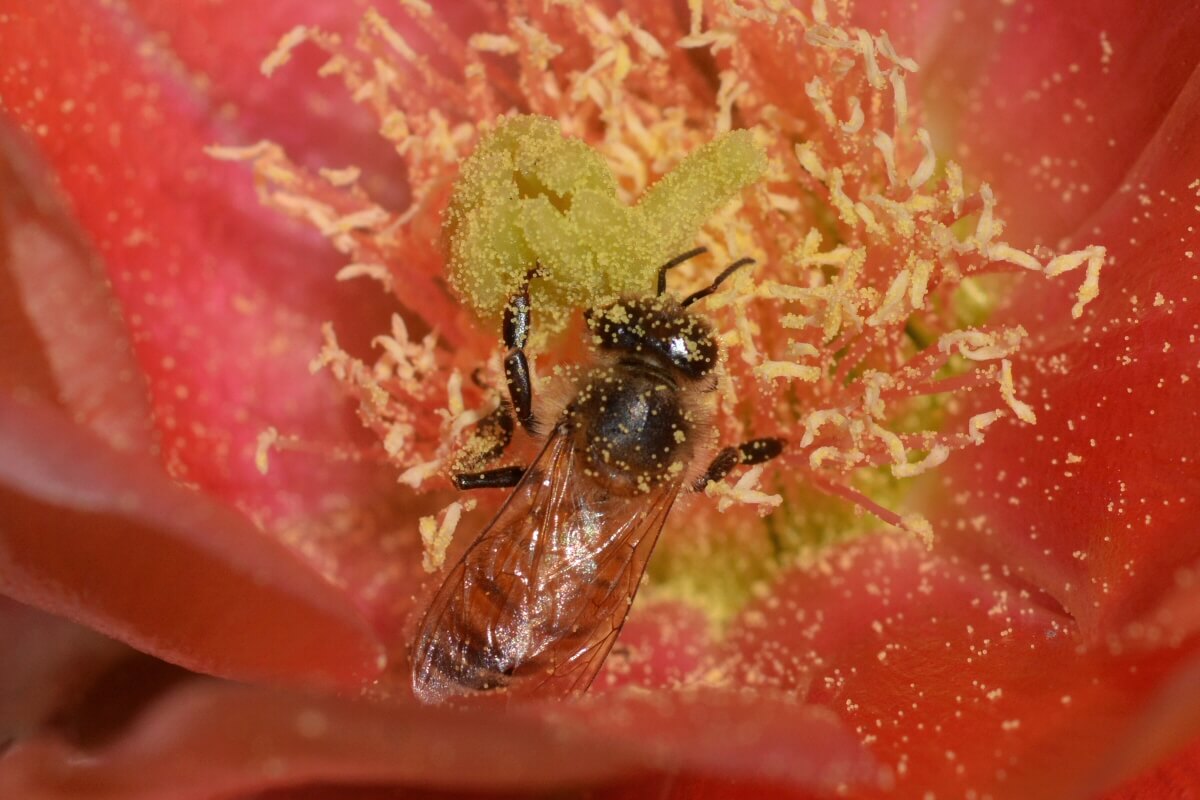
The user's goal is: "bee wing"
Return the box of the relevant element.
[510,476,679,699]
[411,426,681,703]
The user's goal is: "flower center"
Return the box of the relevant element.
[215,1,1104,626]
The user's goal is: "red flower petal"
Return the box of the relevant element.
[0,2,394,518]
[941,0,1200,245]
[118,0,404,207]
[536,689,888,794]
[0,125,154,454]
[0,396,384,689]
[1142,554,1200,648]
[848,0,962,63]
[0,598,128,742]
[938,63,1200,636]
[0,3,492,676]
[724,534,1200,799]
[0,681,883,798]
[1084,648,1200,794]
[0,681,639,799]
[593,601,712,693]
[1102,735,1200,800]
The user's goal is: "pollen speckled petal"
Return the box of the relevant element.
[2,0,1200,797]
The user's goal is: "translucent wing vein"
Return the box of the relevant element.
[411,427,680,703]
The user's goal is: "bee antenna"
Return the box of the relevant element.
[681,257,755,307]
[656,246,708,295]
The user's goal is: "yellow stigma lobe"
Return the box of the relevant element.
[444,114,766,332]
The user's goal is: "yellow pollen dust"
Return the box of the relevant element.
[444,114,766,331]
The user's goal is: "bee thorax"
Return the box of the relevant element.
[569,366,692,496]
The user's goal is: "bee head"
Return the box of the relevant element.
[585,296,718,380]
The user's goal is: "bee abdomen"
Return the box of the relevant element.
[418,578,617,697]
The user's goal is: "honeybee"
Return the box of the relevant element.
[411,248,784,703]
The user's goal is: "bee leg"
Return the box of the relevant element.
[503,285,537,434]
[737,437,786,465]
[453,465,526,490]
[470,403,515,463]
[655,246,708,295]
[693,437,785,491]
